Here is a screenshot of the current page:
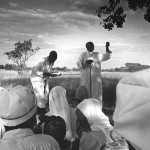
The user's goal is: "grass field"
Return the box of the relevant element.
[0,69,130,124]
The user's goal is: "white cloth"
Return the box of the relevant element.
[30,57,53,108]
[113,68,150,150]
[0,128,60,150]
[77,99,113,142]
[0,122,5,139]
[77,51,111,103]
[46,86,77,142]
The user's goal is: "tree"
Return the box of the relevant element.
[4,39,40,75]
[0,64,4,69]
[96,0,150,30]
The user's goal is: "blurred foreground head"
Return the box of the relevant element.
[75,85,89,103]
[0,85,37,129]
[113,68,150,150]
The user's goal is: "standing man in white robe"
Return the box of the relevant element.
[77,41,112,105]
[30,51,61,114]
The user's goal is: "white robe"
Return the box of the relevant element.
[77,51,111,103]
[113,68,150,150]
[30,57,53,108]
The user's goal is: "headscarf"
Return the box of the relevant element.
[113,68,150,150]
[76,98,113,142]
[46,86,77,141]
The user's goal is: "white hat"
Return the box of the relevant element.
[113,68,150,150]
[0,85,37,126]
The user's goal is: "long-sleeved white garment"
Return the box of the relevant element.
[0,128,60,150]
[46,86,77,142]
[77,51,111,103]
[113,68,150,150]
[30,57,53,108]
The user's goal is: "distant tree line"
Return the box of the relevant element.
[0,64,32,70]
[1,63,149,72]
[102,63,150,72]
[0,64,73,72]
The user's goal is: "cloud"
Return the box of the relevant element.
[9,2,19,8]
[63,0,104,14]
[0,7,99,46]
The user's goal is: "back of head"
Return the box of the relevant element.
[0,85,37,128]
[86,41,94,52]
[43,116,66,139]
[34,115,66,149]
[80,131,106,150]
[48,51,57,64]
[75,85,89,102]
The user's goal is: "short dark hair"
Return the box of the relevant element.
[48,51,57,64]
[85,42,94,52]
[34,115,66,149]
[43,116,66,138]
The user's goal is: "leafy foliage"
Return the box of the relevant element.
[96,0,150,30]
[4,39,40,74]
[0,64,5,69]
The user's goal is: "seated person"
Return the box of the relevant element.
[33,115,70,150]
[45,86,78,143]
[76,99,113,143]
[76,98,128,150]
[0,85,60,150]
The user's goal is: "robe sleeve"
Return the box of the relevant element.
[98,52,111,62]
[77,53,87,70]
[32,62,44,78]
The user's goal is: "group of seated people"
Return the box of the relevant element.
[1,68,150,150]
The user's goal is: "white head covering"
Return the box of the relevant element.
[46,86,77,141]
[77,98,113,143]
[113,68,150,150]
[77,99,113,130]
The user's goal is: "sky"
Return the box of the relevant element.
[0,0,150,69]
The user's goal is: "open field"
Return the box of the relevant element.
[0,69,130,123]
[0,69,130,79]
